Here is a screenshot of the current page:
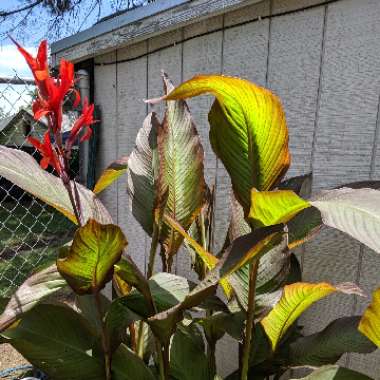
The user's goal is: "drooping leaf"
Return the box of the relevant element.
[278,173,313,198]
[226,195,290,311]
[114,256,153,307]
[249,189,310,228]
[148,270,219,344]
[170,324,210,380]
[311,187,380,254]
[0,264,67,332]
[127,112,160,236]
[112,344,156,380]
[57,219,127,294]
[287,206,323,249]
[2,304,104,380]
[359,287,380,347]
[93,156,128,194]
[261,282,364,351]
[220,225,284,277]
[158,74,290,212]
[291,365,374,380]
[0,146,112,224]
[157,73,207,264]
[164,214,232,298]
[164,214,218,269]
[288,316,376,366]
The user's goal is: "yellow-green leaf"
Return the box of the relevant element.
[161,75,290,213]
[57,219,127,294]
[164,214,232,298]
[249,189,311,228]
[261,282,364,351]
[93,156,128,194]
[359,287,380,347]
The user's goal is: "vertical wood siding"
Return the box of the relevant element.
[93,0,380,377]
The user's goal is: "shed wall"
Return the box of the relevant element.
[92,0,380,377]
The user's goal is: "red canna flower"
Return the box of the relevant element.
[67,98,95,145]
[28,132,62,175]
[11,38,50,97]
[33,59,77,133]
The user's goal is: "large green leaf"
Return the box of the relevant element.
[127,112,160,236]
[260,282,363,351]
[359,287,380,347]
[112,344,156,380]
[249,189,310,228]
[157,73,207,264]
[159,74,290,212]
[288,316,376,366]
[291,365,374,380]
[0,146,112,224]
[311,188,380,254]
[148,271,219,345]
[57,219,127,294]
[0,264,67,332]
[2,304,104,380]
[170,324,210,380]
[105,296,142,351]
[93,156,128,194]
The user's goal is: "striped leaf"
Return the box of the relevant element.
[311,188,380,254]
[0,146,112,224]
[261,282,364,351]
[127,112,160,236]
[162,75,290,213]
[157,73,207,265]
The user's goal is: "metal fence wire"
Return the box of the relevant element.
[0,74,78,297]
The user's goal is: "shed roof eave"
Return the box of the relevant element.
[50,0,264,64]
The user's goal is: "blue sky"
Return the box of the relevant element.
[0,0,120,114]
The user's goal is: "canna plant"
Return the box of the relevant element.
[0,39,379,380]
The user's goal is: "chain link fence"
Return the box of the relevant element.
[0,74,79,297]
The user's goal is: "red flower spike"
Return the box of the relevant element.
[11,38,49,96]
[28,132,62,175]
[67,98,95,149]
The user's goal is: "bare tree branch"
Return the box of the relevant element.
[0,0,43,17]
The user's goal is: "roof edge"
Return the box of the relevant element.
[51,0,263,64]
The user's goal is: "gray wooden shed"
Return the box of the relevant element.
[51,0,380,377]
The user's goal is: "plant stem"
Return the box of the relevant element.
[95,292,112,380]
[129,323,137,352]
[163,343,170,380]
[155,340,166,380]
[64,180,82,226]
[136,321,145,359]
[241,259,259,380]
[206,336,216,377]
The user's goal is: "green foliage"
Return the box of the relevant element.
[0,70,379,380]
